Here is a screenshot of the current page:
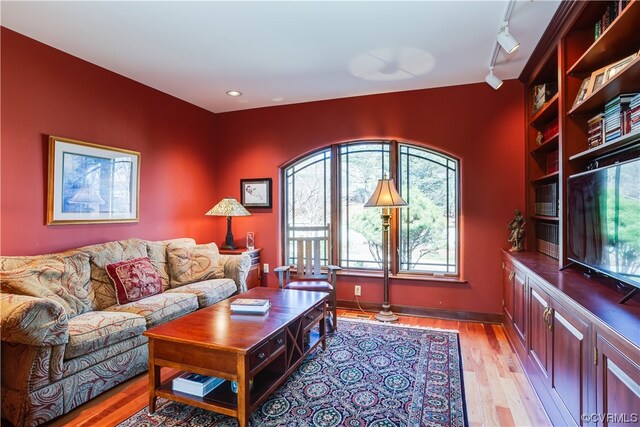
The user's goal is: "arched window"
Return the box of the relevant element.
[283,140,459,276]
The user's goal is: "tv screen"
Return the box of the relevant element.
[567,158,640,289]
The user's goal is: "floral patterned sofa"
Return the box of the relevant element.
[0,237,251,427]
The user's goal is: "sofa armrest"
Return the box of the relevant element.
[220,254,251,293]
[1,293,69,346]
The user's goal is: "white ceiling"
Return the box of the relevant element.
[1,1,560,113]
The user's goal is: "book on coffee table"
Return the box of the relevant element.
[230,298,271,314]
[172,372,223,396]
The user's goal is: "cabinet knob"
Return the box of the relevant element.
[306,315,314,321]
[276,338,283,345]
[509,272,515,281]
[258,352,266,359]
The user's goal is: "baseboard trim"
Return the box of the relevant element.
[337,300,503,324]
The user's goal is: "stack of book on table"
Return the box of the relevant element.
[230,298,271,314]
[172,372,223,396]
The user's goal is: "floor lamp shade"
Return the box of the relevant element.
[206,198,251,250]
[364,178,407,323]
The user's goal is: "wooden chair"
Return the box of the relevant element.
[274,225,340,332]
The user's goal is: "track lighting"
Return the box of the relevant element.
[497,22,520,55]
[485,67,503,90]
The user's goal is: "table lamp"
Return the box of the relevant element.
[206,198,251,250]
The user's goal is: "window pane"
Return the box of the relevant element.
[284,149,331,265]
[339,143,390,269]
[398,145,458,274]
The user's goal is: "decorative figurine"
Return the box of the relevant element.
[536,131,544,145]
[507,209,526,252]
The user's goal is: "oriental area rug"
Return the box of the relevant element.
[120,318,467,427]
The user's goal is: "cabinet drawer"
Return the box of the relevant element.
[249,341,270,372]
[303,303,324,329]
[270,330,286,353]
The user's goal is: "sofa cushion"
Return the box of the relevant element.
[0,252,92,318]
[146,238,196,291]
[77,238,149,310]
[106,257,163,305]
[65,311,146,360]
[167,242,224,288]
[104,292,198,328]
[165,278,237,307]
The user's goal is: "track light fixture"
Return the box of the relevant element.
[485,67,503,90]
[497,22,520,55]
[485,0,518,90]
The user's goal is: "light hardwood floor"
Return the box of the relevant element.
[41,310,550,427]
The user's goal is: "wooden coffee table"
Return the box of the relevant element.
[143,288,328,427]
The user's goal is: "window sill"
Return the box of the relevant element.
[337,269,467,284]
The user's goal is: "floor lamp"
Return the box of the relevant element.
[365,177,408,322]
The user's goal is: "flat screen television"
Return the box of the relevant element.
[567,157,640,299]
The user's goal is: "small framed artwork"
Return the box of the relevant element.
[572,76,591,108]
[604,53,637,81]
[47,136,140,224]
[240,178,272,208]
[588,66,609,95]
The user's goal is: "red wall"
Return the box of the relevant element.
[1,28,219,255]
[1,27,525,315]
[214,81,525,315]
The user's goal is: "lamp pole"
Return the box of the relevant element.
[375,207,398,322]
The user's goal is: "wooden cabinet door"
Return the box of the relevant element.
[528,279,551,381]
[595,333,640,427]
[549,300,591,426]
[512,267,527,343]
[503,262,515,323]
[246,265,261,289]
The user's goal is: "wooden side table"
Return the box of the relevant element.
[219,247,262,289]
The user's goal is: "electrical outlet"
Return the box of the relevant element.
[354,285,362,296]
[263,263,269,274]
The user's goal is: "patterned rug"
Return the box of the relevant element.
[119,318,467,427]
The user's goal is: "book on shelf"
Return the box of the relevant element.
[534,182,558,217]
[535,222,559,260]
[172,372,224,397]
[230,298,271,314]
[603,93,638,143]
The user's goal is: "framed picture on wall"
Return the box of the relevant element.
[47,136,140,224]
[240,178,272,208]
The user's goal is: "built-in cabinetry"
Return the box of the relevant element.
[502,251,639,426]
[523,0,640,264]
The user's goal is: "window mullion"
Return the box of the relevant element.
[330,145,340,266]
[390,140,399,275]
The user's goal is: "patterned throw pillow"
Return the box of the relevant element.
[106,257,163,305]
[167,242,225,288]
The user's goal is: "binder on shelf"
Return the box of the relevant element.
[172,372,224,397]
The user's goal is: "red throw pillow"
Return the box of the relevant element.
[106,257,163,305]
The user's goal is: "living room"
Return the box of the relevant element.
[2,1,639,427]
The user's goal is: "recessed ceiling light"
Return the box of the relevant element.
[272,97,284,102]
[226,90,242,97]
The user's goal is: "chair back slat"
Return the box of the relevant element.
[313,239,321,275]
[287,224,331,279]
[297,240,304,273]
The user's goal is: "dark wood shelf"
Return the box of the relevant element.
[569,129,640,161]
[568,57,640,116]
[530,93,559,128]
[530,133,559,155]
[531,171,559,184]
[531,215,559,222]
[567,1,640,75]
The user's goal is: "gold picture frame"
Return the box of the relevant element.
[572,76,591,108]
[47,136,141,225]
[604,53,638,81]
[587,65,609,96]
